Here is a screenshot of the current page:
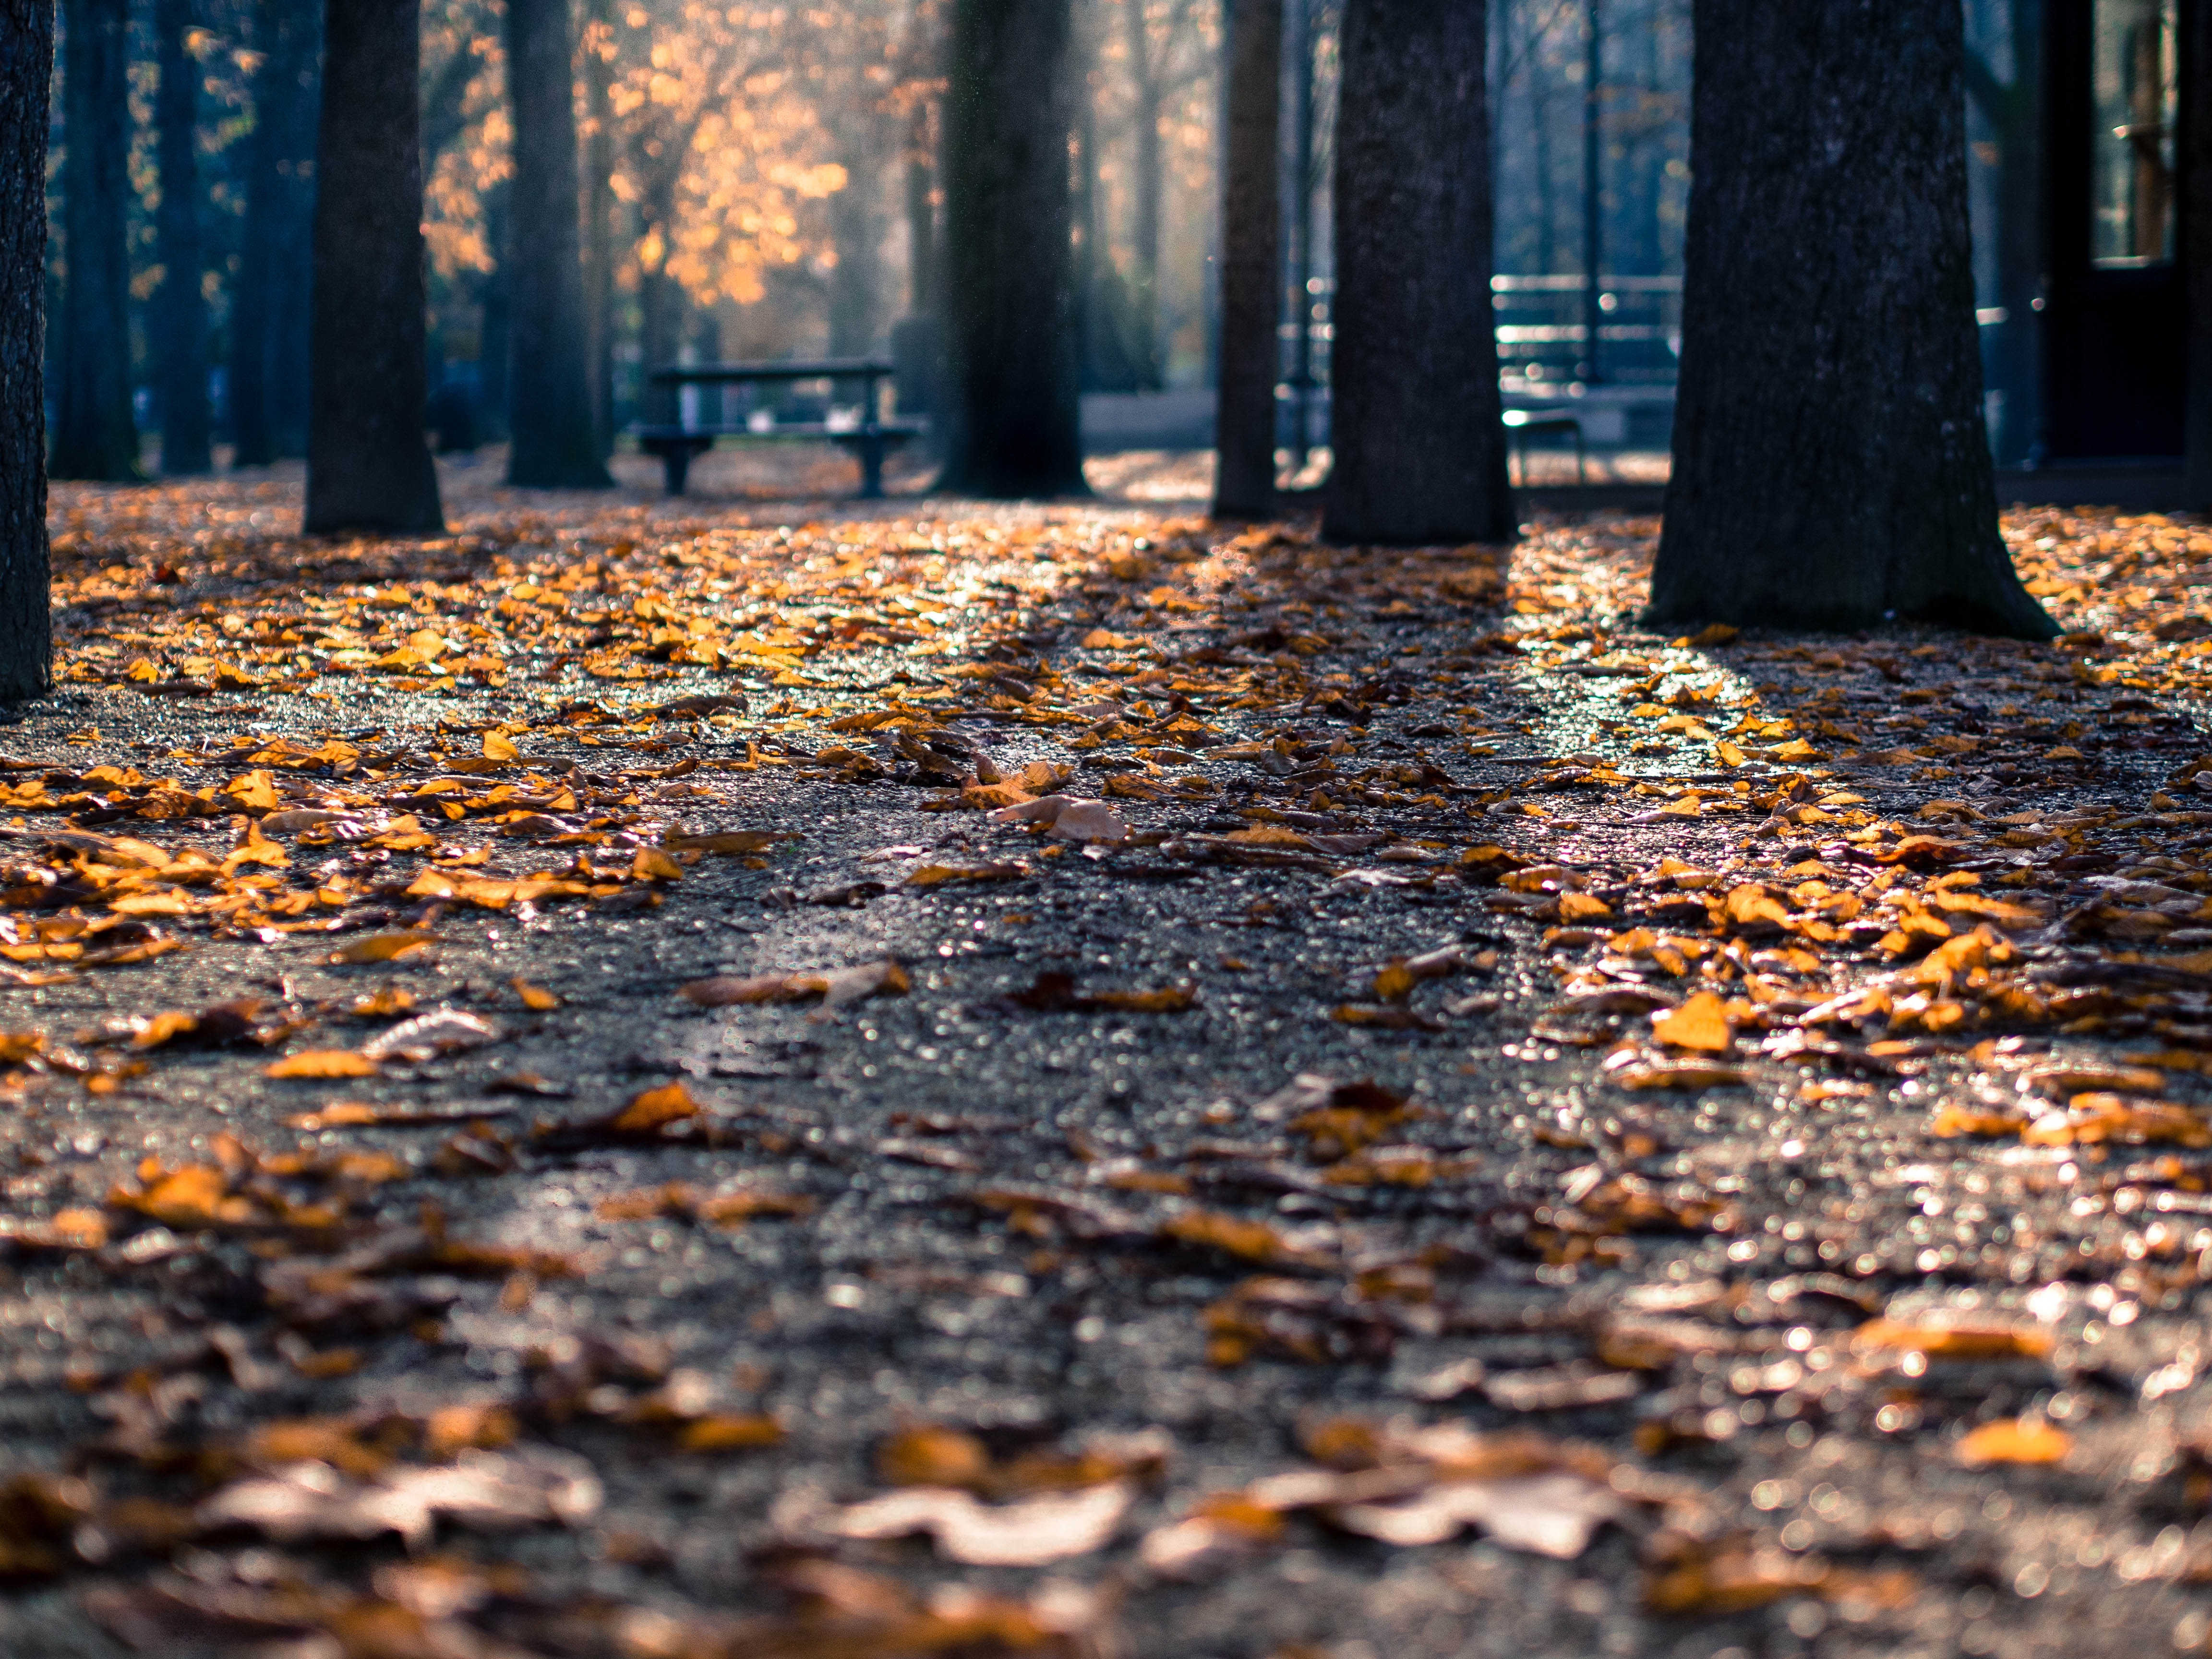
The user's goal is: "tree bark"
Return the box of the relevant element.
[938,0,1087,498]
[0,0,53,697]
[505,0,611,488]
[52,0,139,482]
[1322,0,1512,547]
[2187,0,2212,510]
[152,0,211,475]
[304,0,444,535]
[1649,2,2052,638]
[1213,0,1281,519]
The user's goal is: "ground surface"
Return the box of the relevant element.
[3,454,2212,1659]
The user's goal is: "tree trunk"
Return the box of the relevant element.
[584,0,615,459]
[829,139,883,361]
[53,0,139,482]
[230,0,317,469]
[152,0,211,476]
[938,0,1087,498]
[1322,0,1511,547]
[1649,2,2052,638]
[505,0,611,488]
[304,0,444,535]
[0,0,53,697]
[228,0,277,467]
[477,184,512,444]
[1125,0,1163,389]
[1213,0,1281,519]
[268,0,319,459]
[2187,0,2211,510]
[904,103,936,317]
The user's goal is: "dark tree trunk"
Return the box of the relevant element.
[53,0,139,482]
[505,0,610,488]
[228,0,276,466]
[1649,2,2052,638]
[830,139,883,361]
[1125,1,1163,390]
[904,104,936,317]
[2187,0,2211,509]
[477,185,512,443]
[0,0,53,697]
[304,0,443,535]
[584,0,615,459]
[152,0,211,475]
[230,0,317,469]
[267,0,318,459]
[938,0,1086,498]
[1322,0,1511,546]
[1213,0,1281,519]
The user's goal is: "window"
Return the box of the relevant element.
[2091,0,2179,266]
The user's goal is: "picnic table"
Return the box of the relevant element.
[636,357,925,498]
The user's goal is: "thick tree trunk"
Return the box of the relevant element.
[505,0,610,488]
[1649,2,2052,638]
[152,0,211,476]
[2187,0,2211,509]
[304,0,443,535]
[938,0,1086,498]
[1322,0,1511,547]
[53,0,139,482]
[0,0,53,697]
[584,0,615,459]
[1213,0,1281,519]
[1125,1,1163,390]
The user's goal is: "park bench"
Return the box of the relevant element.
[637,357,924,498]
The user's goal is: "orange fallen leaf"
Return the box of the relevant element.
[264,1050,379,1080]
[1955,1419,2071,1467]
[1650,992,1732,1054]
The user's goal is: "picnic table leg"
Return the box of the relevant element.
[853,433,886,499]
[662,444,693,496]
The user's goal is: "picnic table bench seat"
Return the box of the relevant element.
[635,357,924,499]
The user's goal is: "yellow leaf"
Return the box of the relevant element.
[1955,1419,2072,1467]
[264,1050,379,1080]
[1714,740,1745,767]
[1556,891,1612,922]
[678,1415,786,1453]
[223,769,280,811]
[608,1081,699,1134]
[328,932,439,964]
[482,731,519,762]
[632,847,684,881]
[512,979,560,1011]
[662,830,776,855]
[1651,992,1732,1053]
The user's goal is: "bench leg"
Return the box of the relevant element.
[854,435,886,500]
[662,446,693,496]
